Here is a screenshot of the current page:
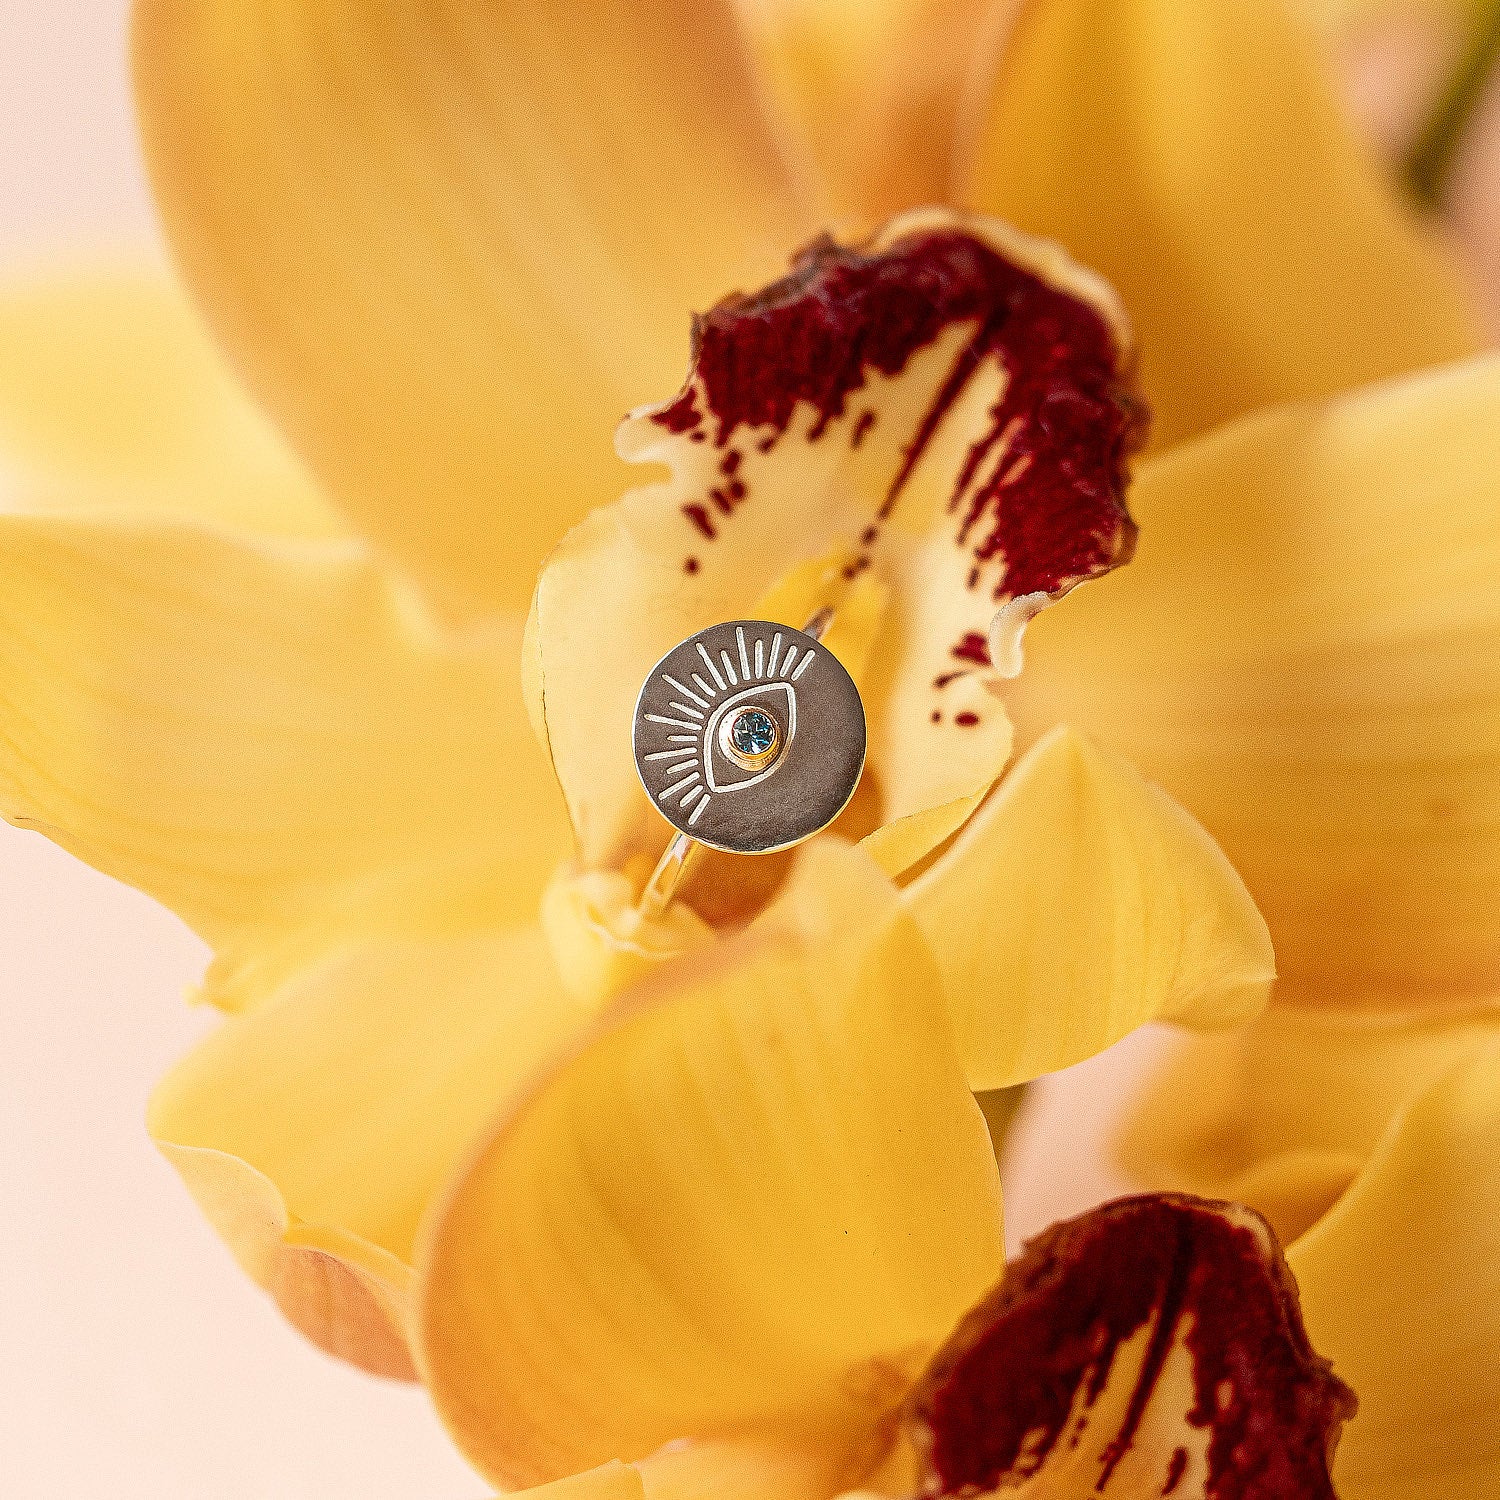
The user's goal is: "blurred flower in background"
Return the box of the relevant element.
[748,0,1500,330]
[1312,0,1500,320]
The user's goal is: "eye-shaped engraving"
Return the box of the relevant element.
[639,628,809,820]
[705,683,795,792]
[634,620,866,855]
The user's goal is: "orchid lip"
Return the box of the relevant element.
[906,1195,1356,1499]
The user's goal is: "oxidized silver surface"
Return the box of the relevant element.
[632,619,867,855]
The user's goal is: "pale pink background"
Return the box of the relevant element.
[0,4,1176,1495]
[2,5,495,1494]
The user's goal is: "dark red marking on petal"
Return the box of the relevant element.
[954,712,980,727]
[880,318,991,519]
[931,711,942,724]
[655,389,702,433]
[953,631,992,667]
[1164,1447,1189,1496]
[682,503,717,541]
[906,1194,1356,1500]
[683,556,700,575]
[720,449,743,476]
[852,408,877,448]
[1097,1228,1192,1489]
[654,228,1145,599]
[933,628,991,687]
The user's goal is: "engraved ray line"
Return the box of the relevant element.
[647,713,700,730]
[781,645,800,678]
[791,650,815,681]
[669,700,705,720]
[692,673,717,698]
[720,649,738,686]
[667,734,698,743]
[754,638,765,678]
[698,643,728,691]
[645,749,698,762]
[688,797,710,826]
[678,784,703,806]
[663,674,710,710]
[660,772,701,800]
[767,632,784,676]
[737,627,751,681]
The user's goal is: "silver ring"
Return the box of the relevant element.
[633,612,866,914]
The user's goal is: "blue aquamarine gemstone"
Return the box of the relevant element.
[731,708,778,757]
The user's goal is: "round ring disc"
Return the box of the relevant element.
[633,619,867,855]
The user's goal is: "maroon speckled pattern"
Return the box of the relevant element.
[653,227,1145,604]
[907,1195,1356,1498]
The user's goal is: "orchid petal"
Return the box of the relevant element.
[505,1465,645,1500]
[859,788,988,880]
[1118,1004,1500,1243]
[908,1195,1355,1499]
[417,841,1002,1490]
[155,1142,418,1379]
[133,0,812,613]
[632,1437,864,1500]
[738,0,993,223]
[151,926,590,1376]
[904,726,1274,1092]
[1289,1041,1500,1500]
[963,0,1482,448]
[497,1441,853,1500]
[1011,356,1500,1010]
[1120,1011,1500,1491]
[539,865,716,1005]
[0,267,335,536]
[529,211,1141,881]
[1223,1152,1367,1254]
[0,513,567,1003]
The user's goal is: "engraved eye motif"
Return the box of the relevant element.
[633,620,866,855]
[706,683,795,791]
[722,703,781,769]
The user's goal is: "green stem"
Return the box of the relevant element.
[1405,0,1500,207]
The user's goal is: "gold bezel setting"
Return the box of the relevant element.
[720,705,782,772]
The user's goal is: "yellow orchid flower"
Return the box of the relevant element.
[416,842,1358,1500]
[1118,1005,1500,1498]
[74,202,1275,1374]
[0,0,1487,1386]
[525,206,1271,1051]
